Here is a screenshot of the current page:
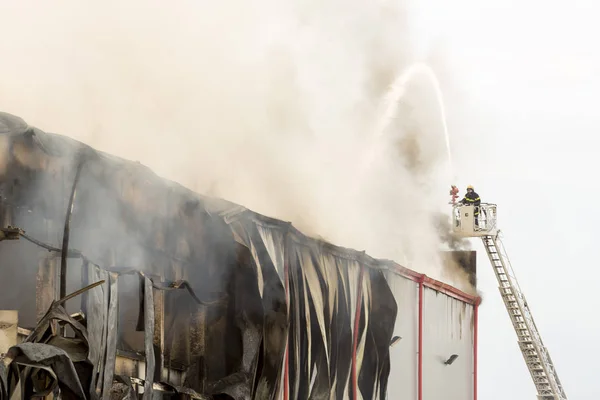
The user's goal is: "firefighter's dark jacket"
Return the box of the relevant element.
[460,191,481,214]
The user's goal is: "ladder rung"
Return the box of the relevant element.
[484,237,567,400]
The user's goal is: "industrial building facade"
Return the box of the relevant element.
[384,264,479,400]
[0,112,479,399]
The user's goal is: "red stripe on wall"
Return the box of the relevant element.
[392,265,479,305]
[418,276,424,400]
[474,298,480,400]
[283,235,290,400]
[352,266,366,400]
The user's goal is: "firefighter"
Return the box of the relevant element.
[460,185,481,226]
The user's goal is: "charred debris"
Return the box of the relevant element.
[0,112,473,399]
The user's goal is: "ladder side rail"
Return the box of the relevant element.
[519,297,567,398]
[483,235,567,400]
[545,354,568,399]
[493,235,567,399]
[481,235,555,397]
[523,309,568,399]
[480,237,550,392]
[488,237,558,395]
[496,237,546,350]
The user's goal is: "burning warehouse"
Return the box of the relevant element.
[0,112,479,399]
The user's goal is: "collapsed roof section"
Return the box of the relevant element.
[0,112,477,399]
[0,111,476,302]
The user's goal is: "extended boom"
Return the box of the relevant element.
[452,202,567,400]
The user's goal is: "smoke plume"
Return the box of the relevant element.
[0,1,471,290]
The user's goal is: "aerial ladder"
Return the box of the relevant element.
[450,196,567,400]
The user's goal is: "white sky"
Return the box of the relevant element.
[0,0,596,398]
[412,0,598,398]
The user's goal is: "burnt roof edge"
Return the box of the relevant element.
[1,111,480,305]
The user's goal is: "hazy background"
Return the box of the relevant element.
[0,0,595,398]
[0,0,463,280]
[411,0,598,398]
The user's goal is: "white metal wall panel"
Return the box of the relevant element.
[422,287,474,400]
[383,271,418,400]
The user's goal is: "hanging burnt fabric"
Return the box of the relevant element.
[0,112,401,399]
[355,267,397,399]
[85,265,119,400]
[221,215,289,399]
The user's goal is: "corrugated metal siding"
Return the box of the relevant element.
[422,287,474,400]
[383,271,418,399]
[0,112,478,399]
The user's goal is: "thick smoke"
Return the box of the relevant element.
[434,212,471,252]
[0,136,8,177]
[0,1,471,290]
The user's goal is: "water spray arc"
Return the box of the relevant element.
[375,61,453,174]
[357,61,455,189]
